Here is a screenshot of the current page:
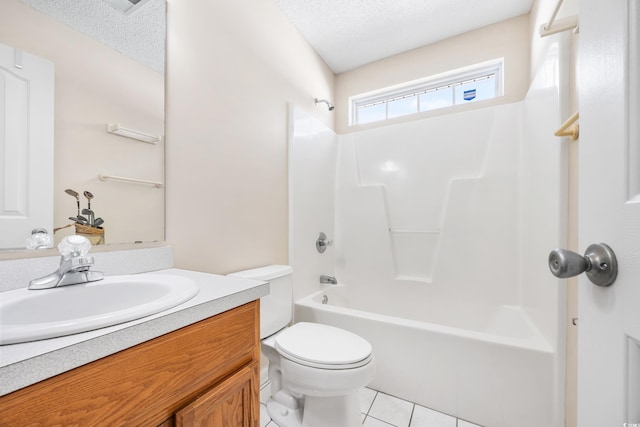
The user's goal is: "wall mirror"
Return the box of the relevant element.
[0,0,165,252]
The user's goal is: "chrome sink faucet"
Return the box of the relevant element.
[29,236,104,290]
[320,275,337,285]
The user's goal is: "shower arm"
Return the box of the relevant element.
[315,98,335,111]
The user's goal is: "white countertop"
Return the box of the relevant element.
[0,268,268,396]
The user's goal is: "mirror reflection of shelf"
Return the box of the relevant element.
[99,174,163,188]
[106,123,161,144]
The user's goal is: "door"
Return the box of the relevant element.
[579,0,640,425]
[0,43,54,249]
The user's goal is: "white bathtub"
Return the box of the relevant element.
[294,285,561,427]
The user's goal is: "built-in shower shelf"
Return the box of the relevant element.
[389,229,440,283]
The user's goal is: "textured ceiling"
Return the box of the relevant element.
[18,0,165,74]
[273,0,534,73]
[19,0,532,76]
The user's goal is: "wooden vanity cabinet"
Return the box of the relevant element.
[0,300,261,427]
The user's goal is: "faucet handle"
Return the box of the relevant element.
[316,232,332,254]
[58,235,91,258]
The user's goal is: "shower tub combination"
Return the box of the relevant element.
[295,286,559,427]
[289,40,568,427]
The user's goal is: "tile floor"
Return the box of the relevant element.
[260,386,484,427]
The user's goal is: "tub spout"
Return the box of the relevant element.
[320,275,337,285]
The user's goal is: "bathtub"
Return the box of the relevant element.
[294,285,561,427]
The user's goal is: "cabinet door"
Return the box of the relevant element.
[176,361,259,427]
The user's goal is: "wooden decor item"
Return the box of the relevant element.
[75,223,105,245]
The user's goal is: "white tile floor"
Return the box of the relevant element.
[260,386,484,427]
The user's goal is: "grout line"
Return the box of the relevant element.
[407,403,415,427]
[263,386,482,427]
[365,390,378,414]
[366,414,399,426]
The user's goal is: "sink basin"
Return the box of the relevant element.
[0,274,199,345]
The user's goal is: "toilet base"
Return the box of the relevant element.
[266,393,361,427]
[266,398,303,427]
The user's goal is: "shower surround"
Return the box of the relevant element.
[290,42,568,427]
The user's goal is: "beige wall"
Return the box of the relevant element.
[0,0,165,247]
[165,0,335,274]
[335,15,531,134]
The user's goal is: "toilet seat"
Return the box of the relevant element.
[274,322,373,370]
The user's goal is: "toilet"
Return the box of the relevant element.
[229,265,375,427]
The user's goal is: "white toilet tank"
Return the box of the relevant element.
[228,265,293,339]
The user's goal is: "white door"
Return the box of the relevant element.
[579,0,640,425]
[0,43,54,249]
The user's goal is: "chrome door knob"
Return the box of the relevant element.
[548,243,618,287]
[548,248,589,278]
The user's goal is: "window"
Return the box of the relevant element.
[350,59,503,126]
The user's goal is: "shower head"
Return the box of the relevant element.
[315,98,335,111]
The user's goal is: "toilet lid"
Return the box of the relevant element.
[274,322,372,369]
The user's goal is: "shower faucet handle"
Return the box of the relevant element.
[548,243,618,287]
[316,232,332,254]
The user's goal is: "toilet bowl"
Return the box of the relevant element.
[263,322,375,427]
[228,266,375,427]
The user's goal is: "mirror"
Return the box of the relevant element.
[0,0,165,251]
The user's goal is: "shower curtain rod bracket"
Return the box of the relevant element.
[555,111,579,140]
[540,0,578,37]
[540,15,579,38]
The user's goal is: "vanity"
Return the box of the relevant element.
[0,245,268,426]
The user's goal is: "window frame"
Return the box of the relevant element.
[349,58,504,126]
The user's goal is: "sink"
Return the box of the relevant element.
[0,274,199,345]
